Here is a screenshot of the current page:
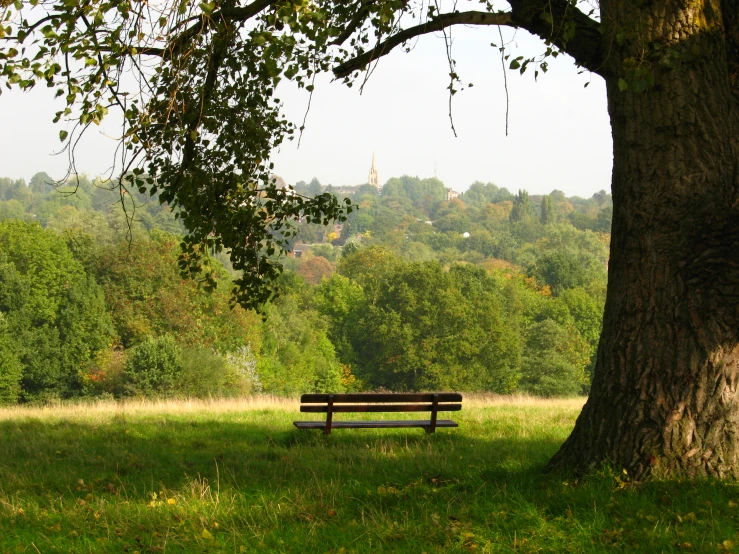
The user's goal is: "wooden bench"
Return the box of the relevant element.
[293,392,462,435]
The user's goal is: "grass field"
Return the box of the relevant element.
[1,395,739,553]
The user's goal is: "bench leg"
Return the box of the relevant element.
[324,394,334,435]
[426,393,439,434]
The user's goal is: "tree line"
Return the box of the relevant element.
[0,172,610,403]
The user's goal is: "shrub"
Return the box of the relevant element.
[178,347,232,398]
[224,345,262,395]
[80,348,127,398]
[122,335,182,397]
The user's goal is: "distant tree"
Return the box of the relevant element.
[434,211,472,234]
[461,181,500,207]
[313,274,366,366]
[294,180,310,197]
[338,246,403,297]
[94,230,260,350]
[509,190,533,223]
[308,178,323,197]
[352,262,520,391]
[258,294,343,394]
[540,195,557,225]
[0,331,23,404]
[593,206,613,233]
[296,256,335,285]
[0,221,112,400]
[28,172,53,195]
[311,244,338,262]
[529,250,605,295]
[519,319,590,397]
[592,190,610,206]
[559,287,604,351]
[381,176,446,215]
[0,200,26,221]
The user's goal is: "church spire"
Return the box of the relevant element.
[368,151,380,190]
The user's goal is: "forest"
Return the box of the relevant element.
[0,172,612,404]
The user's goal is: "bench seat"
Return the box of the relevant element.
[293,419,458,430]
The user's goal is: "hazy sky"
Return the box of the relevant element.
[0,25,613,198]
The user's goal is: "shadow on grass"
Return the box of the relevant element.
[0,416,563,497]
[2,415,739,552]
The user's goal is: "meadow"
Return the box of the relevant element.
[1,396,738,553]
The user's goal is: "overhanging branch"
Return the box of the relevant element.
[333,11,514,79]
[165,0,277,58]
[334,3,606,79]
[508,0,605,74]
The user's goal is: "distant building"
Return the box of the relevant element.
[292,243,311,258]
[368,152,381,191]
[445,188,460,201]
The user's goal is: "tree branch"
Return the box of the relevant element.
[333,2,606,79]
[165,0,276,58]
[508,0,605,74]
[333,11,513,79]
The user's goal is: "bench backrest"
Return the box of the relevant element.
[299,392,462,413]
[299,392,463,433]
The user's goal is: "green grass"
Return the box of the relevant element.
[1,396,738,553]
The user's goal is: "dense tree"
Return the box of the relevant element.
[509,190,533,224]
[519,319,590,397]
[28,172,53,195]
[93,230,260,350]
[0,221,112,400]
[540,195,556,225]
[349,261,521,391]
[529,250,605,295]
[296,255,335,285]
[308,178,323,198]
[258,294,343,394]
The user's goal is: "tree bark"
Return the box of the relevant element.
[549,0,739,478]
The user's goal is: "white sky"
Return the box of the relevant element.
[0,25,613,198]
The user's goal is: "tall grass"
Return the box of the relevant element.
[1,396,737,553]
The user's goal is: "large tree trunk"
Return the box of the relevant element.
[548,0,739,478]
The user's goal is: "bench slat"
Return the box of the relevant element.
[300,392,462,403]
[300,403,462,413]
[293,420,458,429]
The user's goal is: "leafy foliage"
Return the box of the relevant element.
[123,335,183,397]
[0,170,611,399]
[0,0,362,308]
[0,221,113,401]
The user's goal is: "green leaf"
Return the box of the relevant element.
[617,78,629,92]
[631,78,647,93]
[59,130,68,141]
[199,2,216,15]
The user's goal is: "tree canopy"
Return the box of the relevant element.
[0,0,611,306]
